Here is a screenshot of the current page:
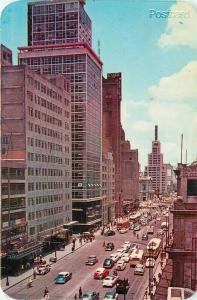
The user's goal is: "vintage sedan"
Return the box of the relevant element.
[82,291,99,300]
[116,260,126,271]
[103,275,119,287]
[145,258,155,268]
[103,291,119,300]
[94,268,109,279]
[54,271,72,284]
[36,264,51,275]
[134,264,145,275]
[85,255,98,266]
[121,253,130,263]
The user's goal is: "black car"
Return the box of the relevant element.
[116,279,129,294]
[142,233,148,240]
[105,242,115,251]
[104,230,115,236]
[82,291,99,300]
[103,258,115,269]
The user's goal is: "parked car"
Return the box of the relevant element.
[103,276,119,287]
[145,258,155,268]
[119,228,128,234]
[134,264,145,275]
[103,291,119,300]
[116,248,125,255]
[110,253,120,262]
[49,256,57,263]
[105,242,114,251]
[54,271,72,284]
[103,258,114,269]
[94,268,109,279]
[82,291,99,300]
[104,230,115,236]
[142,233,148,240]
[129,224,134,230]
[85,255,98,266]
[121,253,130,263]
[116,260,126,271]
[36,264,51,275]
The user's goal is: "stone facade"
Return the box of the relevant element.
[139,174,154,202]
[102,152,115,225]
[121,127,139,211]
[102,73,122,216]
[168,162,197,291]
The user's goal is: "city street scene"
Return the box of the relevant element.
[0,0,197,300]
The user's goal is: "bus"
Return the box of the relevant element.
[130,249,144,267]
[161,221,169,231]
[129,212,141,223]
[147,225,154,234]
[144,238,161,259]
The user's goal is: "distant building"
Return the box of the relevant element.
[102,73,122,216]
[162,163,176,194]
[1,61,72,251]
[121,127,139,212]
[167,162,197,291]
[139,174,154,202]
[102,152,115,225]
[146,125,164,195]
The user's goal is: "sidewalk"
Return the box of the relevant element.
[142,257,167,300]
[1,232,99,292]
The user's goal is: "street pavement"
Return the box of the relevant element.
[1,210,172,300]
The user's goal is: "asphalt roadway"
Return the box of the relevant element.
[4,216,169,300]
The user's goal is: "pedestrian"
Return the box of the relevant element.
[160,260,163,269]
[74,294,77,300]
[44,287,49,298]
[103,241,105,247]
[144,290,148,299]
[79,287,82,299]
[33,268,36,279]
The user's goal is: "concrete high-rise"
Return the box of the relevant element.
[19,0,102,231]
[102,73,122,215]
[146,125,164,195]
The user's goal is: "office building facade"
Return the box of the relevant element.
[1,63,72,249]
[19,0,102,231]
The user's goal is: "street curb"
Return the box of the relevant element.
[2,240,88,293]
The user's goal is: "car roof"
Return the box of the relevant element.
[58,272,69,275]
[104,276,114,279]
[89,255,96,258]
[96,268,105,272]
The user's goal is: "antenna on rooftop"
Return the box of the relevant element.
[181,134,183,164]
[98,40,101,57]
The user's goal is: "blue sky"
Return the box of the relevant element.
[1,0,197,168]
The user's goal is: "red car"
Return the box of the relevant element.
[94,267,109,279]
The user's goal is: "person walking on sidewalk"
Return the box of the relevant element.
[79,287,82,299]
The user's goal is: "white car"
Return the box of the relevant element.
[124,241,131,248]
[116,260,126,271]
[119,228,128,234]
[110,253,120,262]
[145,258,155,268]
[134,264,145,275]
[121,253,130,263]
[103,275,119,287]
[116,248,125,255]
[103,291,119,300]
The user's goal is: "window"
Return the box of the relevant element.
[187,179,197,196]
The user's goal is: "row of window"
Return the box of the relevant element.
[33,20,78,32]
[27,75,63,102]
[28,137,66,153]
[28,206,64,220]
[28,107,63,127]
[28,194,63,206]
[28,122,63,141]
[28,152,64,165]
[28,167,65,177]
[28,181,66,191]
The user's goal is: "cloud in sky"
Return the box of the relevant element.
[158,1,197,49]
